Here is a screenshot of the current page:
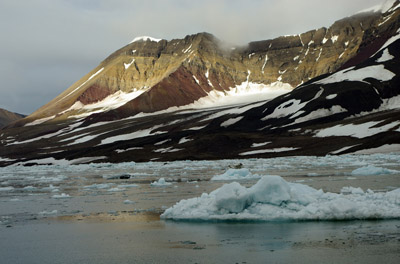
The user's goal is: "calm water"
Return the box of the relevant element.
[1,155,400,263]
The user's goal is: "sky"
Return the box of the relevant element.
[0,0,387,115]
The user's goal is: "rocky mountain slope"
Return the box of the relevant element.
[14,2,396,126]
[0,108,25,128]
[0,0,399,166]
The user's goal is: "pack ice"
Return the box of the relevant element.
[161,176,400,221]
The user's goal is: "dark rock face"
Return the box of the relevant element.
[1,2,400,165]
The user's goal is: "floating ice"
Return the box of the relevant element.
[351,165,399,176]
[0,187,14,192]
[108,187,125,192]
[52,193,71,199]
[84,183,112,190]
[39,210,58,216]
[211,168,261,181]
[161,176,400,221]
[118,184,139,188]
[150,178,172,187]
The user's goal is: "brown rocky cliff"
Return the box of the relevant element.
[18,2,400,125]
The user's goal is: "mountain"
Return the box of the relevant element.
[0,108,25,129]
[1,0,400,166]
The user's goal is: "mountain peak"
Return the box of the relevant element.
[130,36,163,43]
[357,0,400,14]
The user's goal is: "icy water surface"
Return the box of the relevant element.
[1,154,400,263]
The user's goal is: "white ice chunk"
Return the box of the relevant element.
[351,165,399,176]
[161,176,400,221]
[150,178,172,187]
[211,168,261,181]
[52,193,71,199]
[0,187,14,192]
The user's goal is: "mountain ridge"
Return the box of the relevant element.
[1,1,400,166]
[14,4,399,126]
[0,108,25,129]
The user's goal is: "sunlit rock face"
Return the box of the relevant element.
[16,3,400,125]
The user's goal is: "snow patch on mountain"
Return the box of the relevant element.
[357,0,397,14]
[262,99,306,120]
[239,148,299,156]
[293,106,347,124]
[315,65,395,85]
[376,49,394,62]
[67,89,148,119]
[130,36,162,43]
[350,144,400,154]
[315,121,400,138]
[99,126,167,146]
[221,116,243,127]
[124,58,135,70]
[64,68,104,99]
[25,115,56,126]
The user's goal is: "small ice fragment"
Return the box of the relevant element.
[150,178,172,187]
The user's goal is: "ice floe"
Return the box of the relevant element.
[351,165,399,176]
[151,178,172,187]
[211,168,261,181]
[161,176,400,221]
[52,193,71,199]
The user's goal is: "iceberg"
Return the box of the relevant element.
[161,176,400,221]
[351,165,399,175]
